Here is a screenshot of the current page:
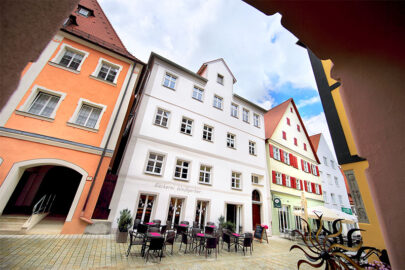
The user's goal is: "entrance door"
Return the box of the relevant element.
[278,205,290,233]
[251,190,261,228]
[226,204,242,233]
[167,198,184,225]
[195,200,208,228]
[135,194,155,223]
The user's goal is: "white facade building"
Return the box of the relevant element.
[109,53,269,233]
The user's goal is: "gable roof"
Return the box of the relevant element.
[309,133,322,152]
[197,58,237,83]
[264,98,320,163]
[62,0,142,63]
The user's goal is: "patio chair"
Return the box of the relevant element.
[239,236,253,256]
[152,219,161,227]
[160,225,167,236]
[133,223,148,239]
[129,219,141,234]
[126,222,146,257]
[204,226,214,235]
[149,227,160,233]
[191,228,202,251]
[175,224,188,241]
[179,232,191,254]
[192,221,199,228]
[144,237,164,263]
[180,221,189,225]
[206,221,215,226]
[204,237,217,259]
[166,220,172,230]
[222,232,232,252]
[244,232,253,251]
[164,231,175,255]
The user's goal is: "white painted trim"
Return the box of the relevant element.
[172,157,192,182]
[50,43,89,72]
[143,150,167,177]
[90,57,123,85]
[18,85,66,119]
[161,70,178,91]
[68,98,107,130]
[0,158,88,222]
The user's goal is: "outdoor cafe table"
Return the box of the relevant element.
[231,233,245,252]
[141,232,164,257]
[192,233,211,254]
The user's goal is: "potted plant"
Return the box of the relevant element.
[116,208,132,243]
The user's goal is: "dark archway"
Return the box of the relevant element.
[252,190,261,228]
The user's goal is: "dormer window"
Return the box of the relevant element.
[217,74,224,85]
[77,6,93,17]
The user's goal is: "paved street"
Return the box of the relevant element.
[0,234,314,270]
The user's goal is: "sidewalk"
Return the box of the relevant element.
[0,234,312,269]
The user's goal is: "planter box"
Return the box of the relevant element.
[116,231,128,243]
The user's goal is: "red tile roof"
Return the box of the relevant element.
[264,98,320,164]
[309,133,322,152]
[62,0,141,62]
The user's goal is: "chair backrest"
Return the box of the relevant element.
[193,221,199,228]
[133,219,141,230]
[160,225,167,235]
[243,236,252,247]
[206,221,215,226]
[244,232,253,238]
[177,225,187,234]
[192,228,201,237]
[180,221,189,225]
[137,223,148,234]
[166,231,175,244]
[223,232,231,244]
[149,227,160,233]
[206,237,217,248]
[149,237,165,251]
[181,232,189,244]
[204,226,214,235]
[166,220,172,229]
[152,219,161,224]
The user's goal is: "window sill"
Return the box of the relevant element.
[231,187,242,191]
[192,97,203,102]
[243,120,250,124]
[249,153,257,156]
[173,177,189,182]
[227,146,236,150]
[202,138,213,143]
[162,85,176,91]
[198,182,212,186]
[231,115,239,119]
[153,123,169,129]
[213,106,223,111]
[144,171,163,177]
[254,125,260,128]
[66,122,99,132]
[180,132,193,136]
[252,183,263,187]
[15,110,55,122]
[89,75,117,86]
[48,61,80,74]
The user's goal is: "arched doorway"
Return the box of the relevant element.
[252,190,261,228]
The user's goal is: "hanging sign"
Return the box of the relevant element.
[273,198,282,208]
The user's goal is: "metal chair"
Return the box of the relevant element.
[166,220,172,230]
[160,225,167,236]
[239,236,253,255]
[144,237,164,263]
[204,226,214,235]
[148,227,160,233]
[204,237,217,259]
[192,221,199,228]
[164,231,175,255]
[222,232,232,252]
[179,232,191,254]
[126,222,146,257]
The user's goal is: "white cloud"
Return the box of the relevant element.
[302,112,338,161]
[297,96,321,109]
[99,0,317,109]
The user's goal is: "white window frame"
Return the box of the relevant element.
[276,172,282,185]
[311,164,317,175]
[283,151,290,165]
[231,103,239,118]
[303,160,309,172]
[90,57,123,84]
[251,174,260,185]
[217,73,224,85]
[242,108,249,123]
[231,171,241,189]
[174,159,190,181]
[296,179,301,190]
[180,117,193,136]
[334,176,339,187]
[306,181,312,193]
[315,184,320,194]
[78,7,91,17]
[253,113,260,127]
[213,95,223,110]
[323,156,328,166]
[144,152,166,176]
[227,133,236,149]
[68,98,106,130]
[18,85,66,120]
[273,146,281,161]
[286,176,291,187]
[199,164,212,185]
[192,86,204,102]
[154,107,170,128]
[162,72,177,90]
[331,193,336,204]
[249,141,256,155]
[202,124,213,142]
[50,43,89,72]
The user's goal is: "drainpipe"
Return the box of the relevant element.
[80,62,140,223]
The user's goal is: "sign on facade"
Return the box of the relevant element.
[273,198,282,208]
[341,207,353,215]
[344,170,369,223]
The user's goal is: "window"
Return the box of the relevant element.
[135,194,155,223]
[283,151,290,165]
[323,156,328,166]
[287,117,291,125]
[213,95,223,109]
[290,107,293,113]
[217,74,224,85]
[253,113,260,127]
[243,108,249,122]
[227,133,235,148]
[297,124,301,132]
[77,6,92,17]
[97,63,118,83]
[334,176,339,187]
[306,181,312,193]
[249,141,256,155]
[192,86,204,101]
[311,164,317,175]
[294,138,298,146]
[231,103,238,118]
[154,108,170,127]
[303,143,307,151]
[327,174,332,185]
[273,146,281,160]
[199,165,211,184]
[27,92,60,118]
[202,125,213,142]
[163,73,177,89]
[282,131,287,140]
[59,50,84,70]
[276,172,282,185]
[180,117,193,135]
[315,184,320,194]
[324,191,328,203]
[251,174,259,184]
[74,104,102,129]
[338,195,343,205]
[331,193,336,204]
[296,179,301,190]
[331,160,336,169]
[286,176,291,187]
[174,159,190,180]
[231,172,241,189]
[145,153,165,175]
[303,160,309,172]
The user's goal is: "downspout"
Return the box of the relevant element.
[80,62,140,223]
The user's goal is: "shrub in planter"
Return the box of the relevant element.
[116,208,132,243]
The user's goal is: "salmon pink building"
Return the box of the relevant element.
[0,0,144,234]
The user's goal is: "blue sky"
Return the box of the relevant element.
[99,0,335,154]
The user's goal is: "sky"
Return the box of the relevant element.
[99,0,336,157]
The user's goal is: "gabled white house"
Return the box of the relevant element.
[109,53,269,232]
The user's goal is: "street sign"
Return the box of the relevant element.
[273,198,281,208]
[341,207,353,215]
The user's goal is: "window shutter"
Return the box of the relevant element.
[269,144,274,158]
[300,180,303,190]
[280,149,284,163]
[319,185,323,195]
[291,177,296,188]
[316,166,319,176]
[272,171,276,184]
[311,183,316,193]
[304,180,308,191]
[282,174,286,186]
[301,159,304,171]
[289,154,294,166]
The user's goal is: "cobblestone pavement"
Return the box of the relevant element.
[0,234,314,270]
